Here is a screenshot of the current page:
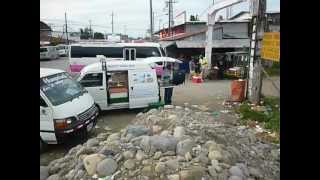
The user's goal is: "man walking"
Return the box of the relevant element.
[162,64,174,105]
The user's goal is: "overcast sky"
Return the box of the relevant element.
[40,0,279,38]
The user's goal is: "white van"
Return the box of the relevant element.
[77,57,181,110]
[56,44,69,57]
[69,42,166,75]
[40,68,99,151]
[40,46,59,60]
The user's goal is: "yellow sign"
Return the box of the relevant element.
[261,32,280,61]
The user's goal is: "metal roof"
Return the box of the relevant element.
[175,39,250,48]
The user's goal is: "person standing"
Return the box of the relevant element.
[162,64,174,105]
[199,55,208,80]
[194,57,201,75]
[217,59,225,79]
[188,56,195,80]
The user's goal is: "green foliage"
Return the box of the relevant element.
[190,15,199,21]
[80,27,91,39]
[264,61,280,76]
[236,96,280,134]
[94,32,105,39]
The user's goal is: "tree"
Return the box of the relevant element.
[94,32,104,39]
[190,15,196,21]
[80,28,90,39]
[190,15,199,21]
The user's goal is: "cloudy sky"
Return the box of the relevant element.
[40,0,279,38]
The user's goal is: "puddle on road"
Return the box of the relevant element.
[40,108,142,166]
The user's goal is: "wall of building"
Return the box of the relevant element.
[185,23,206,33]
[40,31,51,41]
[183,33,206,41]
[214,22,249,39]
[268,25,280,32]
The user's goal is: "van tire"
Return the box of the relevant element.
[95,103,102,115]
[40,138,46,153]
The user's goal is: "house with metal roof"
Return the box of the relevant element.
[40,21,52,42]
[155,11,252,61]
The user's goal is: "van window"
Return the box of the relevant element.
[132,47,161,58]
[40,72,86,106]
[40,96,48,107]
[80,73,103,87]
[71,46,123,58]
[40,48,47,52]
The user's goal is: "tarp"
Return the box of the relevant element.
[175,39,250,48]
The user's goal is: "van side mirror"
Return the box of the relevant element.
[40,97,48,107]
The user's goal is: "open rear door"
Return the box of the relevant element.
[128,69,159,109]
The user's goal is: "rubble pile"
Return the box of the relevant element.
[41,104,280,180]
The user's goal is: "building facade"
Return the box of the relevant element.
[40,21,52,42]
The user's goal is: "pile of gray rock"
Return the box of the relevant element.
[40,104,280,180]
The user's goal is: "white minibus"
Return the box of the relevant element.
[69,42,166,75]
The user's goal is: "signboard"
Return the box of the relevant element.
[107,34,121,42]
[174,10,186,26]
[261,32,280,61]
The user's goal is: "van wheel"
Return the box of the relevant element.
[40,138,46,153]
[95,103,102,115]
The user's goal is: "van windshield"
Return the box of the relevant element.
[40,72,86,106]
[40,48,47,52]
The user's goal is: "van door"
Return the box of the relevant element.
[123,48,136,61]
[40,94,56,143]
[79,72,108,110]
[128,69,159,108]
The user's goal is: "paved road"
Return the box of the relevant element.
[40,57,280,165]
[40,57,70,71]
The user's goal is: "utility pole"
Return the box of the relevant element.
[247,0,266,104]
[111,11,114,34]
[149,0,153,41]
[205,0,246,70]
[168,0,173,37]
[159,19,162,32]
[89,20,92,39]
[65,12,69,44]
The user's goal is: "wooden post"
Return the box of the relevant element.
[248,0,266,104]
